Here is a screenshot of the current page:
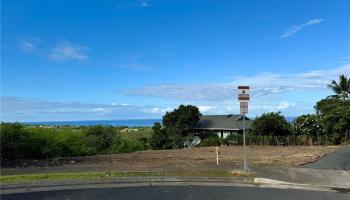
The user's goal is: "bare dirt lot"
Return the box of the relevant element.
[1,146,342,175]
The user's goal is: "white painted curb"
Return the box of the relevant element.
[254,178,334,192]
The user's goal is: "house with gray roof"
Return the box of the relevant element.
[193,114,252,138]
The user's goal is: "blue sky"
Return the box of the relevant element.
[1,0,350,121]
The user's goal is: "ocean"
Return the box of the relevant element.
[24,119,162,127]
[23,116,297,127]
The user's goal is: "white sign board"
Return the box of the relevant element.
[240,102,248,114]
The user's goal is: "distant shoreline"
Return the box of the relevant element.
[21,119,162,127]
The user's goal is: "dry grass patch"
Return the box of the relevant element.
[1,146,342,176]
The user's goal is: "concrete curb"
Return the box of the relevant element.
[0,176,253,194]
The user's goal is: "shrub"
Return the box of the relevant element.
[198,134,221,147]
[150,122,184,150]
[251,112,292,136]
[0,123,27,160]
[0,123,153,162]
[111,127,152,153]
[110,136,144,153]
[85,125,117,153]
[150,122,167,149]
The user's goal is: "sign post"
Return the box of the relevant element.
[238,86,250,173]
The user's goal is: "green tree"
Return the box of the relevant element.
[163,105,201,137]
[151,105,201,149]
[315,98,350,143]
[251,112,291,136]
[328,74,350,100]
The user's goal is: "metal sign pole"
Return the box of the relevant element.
[243,113,247,173]
[238,85,249,173]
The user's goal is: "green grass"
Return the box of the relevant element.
[0,170,253,184]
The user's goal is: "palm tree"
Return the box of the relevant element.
[328,74,350,100]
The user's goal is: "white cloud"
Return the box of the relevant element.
[277,102,290,109]
[121,64,350,102]
[281,19,323,38]
[148,106,173,114]
[198,105,212,112]
[49,41,88,61]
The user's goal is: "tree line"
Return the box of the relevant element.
[150,74,350,147]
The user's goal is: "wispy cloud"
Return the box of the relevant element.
[139,0,149,7]
[119,64,149,71]
[121,64,350,102]
[140,2,148,7]
[20,39,40,53]
[49,41,88,61]
[281,19,323,38]
[0,96,163,121]
[114,53,148,71]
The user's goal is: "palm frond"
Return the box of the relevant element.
[328,74,350,99]
[328,80,341,94]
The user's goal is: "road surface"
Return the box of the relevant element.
[302,147,350,170]
[1,186,349,200]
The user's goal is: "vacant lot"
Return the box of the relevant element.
[1,146,342,175]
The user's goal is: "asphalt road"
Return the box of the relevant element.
[1,186,349,200]
[302,147,350,170]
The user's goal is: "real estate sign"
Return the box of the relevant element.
[238,86,250,102]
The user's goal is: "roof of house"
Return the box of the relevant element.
[194,114,252,130]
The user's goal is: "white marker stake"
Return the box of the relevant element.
[216,147,219,166]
